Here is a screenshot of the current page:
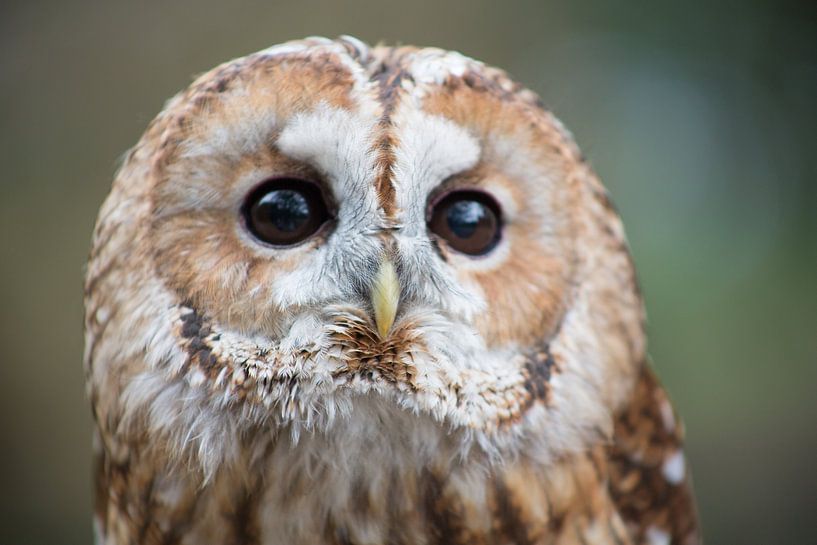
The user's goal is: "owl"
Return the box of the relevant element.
[84,36,699,545]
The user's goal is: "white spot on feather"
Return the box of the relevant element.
[408,49,477,85]
[646,526,671,545]
[662,449,686,485]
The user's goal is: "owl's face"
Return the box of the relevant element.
[86,37,644,475]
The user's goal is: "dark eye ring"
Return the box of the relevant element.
[241,178,332,247]
[427,190,502,256]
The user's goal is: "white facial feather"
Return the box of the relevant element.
[390,109,481,214]
[388,108,487,320]
[270,106,385,308]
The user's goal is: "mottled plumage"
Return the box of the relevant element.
[85,36,700,545]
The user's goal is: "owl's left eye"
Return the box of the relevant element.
[242,178,331,246]
[427,190,502,256]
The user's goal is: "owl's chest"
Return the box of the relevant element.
[101,402,623,545]
[120,436,620,545]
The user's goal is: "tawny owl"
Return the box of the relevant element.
[84,36,700,545]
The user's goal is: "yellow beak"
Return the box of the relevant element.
[371,259,400,338]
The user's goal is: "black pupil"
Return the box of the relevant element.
[446,200,487,239]
[244,179,330,245]
[257,189,310,232]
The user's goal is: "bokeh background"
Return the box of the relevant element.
[2,1,815,543]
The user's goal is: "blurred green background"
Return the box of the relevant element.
[1,1,815,543]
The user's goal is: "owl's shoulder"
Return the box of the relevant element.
[607,363,701,544]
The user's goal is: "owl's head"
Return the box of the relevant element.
[85,37,644,476]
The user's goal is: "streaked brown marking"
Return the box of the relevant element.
[549,510,566,536]
[448,69,518,103]
[492,478,535,545]
[350,474,372,517]
[422,469,469,545]
[337,36,369,63]
[522,343,557,403]
[135,475,157,544]
[225,487,261,545]
[368,52,408,217]
[178,305,219,377]
[608,364,700,544]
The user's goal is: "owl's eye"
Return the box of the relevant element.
[242,178,331,246]
[428,190,502,255]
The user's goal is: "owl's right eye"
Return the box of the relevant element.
[242,178,332,246]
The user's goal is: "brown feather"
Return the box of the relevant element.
[608,364,701,544]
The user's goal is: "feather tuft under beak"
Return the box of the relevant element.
[371,259,399,338]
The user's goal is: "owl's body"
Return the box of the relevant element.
[85,37,699,545]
